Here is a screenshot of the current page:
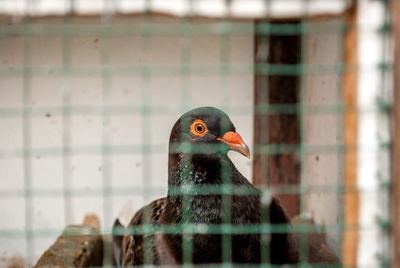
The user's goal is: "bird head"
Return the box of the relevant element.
[169,107,250,158]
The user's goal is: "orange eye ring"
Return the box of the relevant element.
[191,120,208,137]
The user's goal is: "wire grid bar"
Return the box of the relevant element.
[0,0,393,267]
[0,222,386,242]
[0,21,389,36]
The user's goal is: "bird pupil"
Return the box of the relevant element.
[196,125,203,132]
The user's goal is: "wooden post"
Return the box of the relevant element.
[253,22,301,217]
[342,6,360,267]
[391,0,400,266]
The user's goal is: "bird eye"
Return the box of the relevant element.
[191,120,208,137]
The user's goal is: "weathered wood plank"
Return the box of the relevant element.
[33,225,103,268]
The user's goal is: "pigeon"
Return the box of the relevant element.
[112,107,298,266]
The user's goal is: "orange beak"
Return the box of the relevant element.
[217,131,250,159]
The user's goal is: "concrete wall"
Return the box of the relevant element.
[0,15,255,265]
[0,15,345,265]
[301,19,344,256]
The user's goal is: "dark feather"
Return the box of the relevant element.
[113,198,166,265]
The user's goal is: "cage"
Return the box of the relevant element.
[0,0,396,267]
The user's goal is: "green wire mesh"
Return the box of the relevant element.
[0,0,393,267]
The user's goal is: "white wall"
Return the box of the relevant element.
[357,0,391,265]
[301,18,344,256]
[0,15,254,266]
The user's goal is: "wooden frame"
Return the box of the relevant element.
[342,6,359,266]
[391,0,400,266]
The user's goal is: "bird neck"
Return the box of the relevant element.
[167,153,231,187]
[164,153,231,220]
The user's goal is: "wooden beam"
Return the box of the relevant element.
[342,6,359,267]
[391,0,400,266]
[34,214,103,267]
[253,22,301,217]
